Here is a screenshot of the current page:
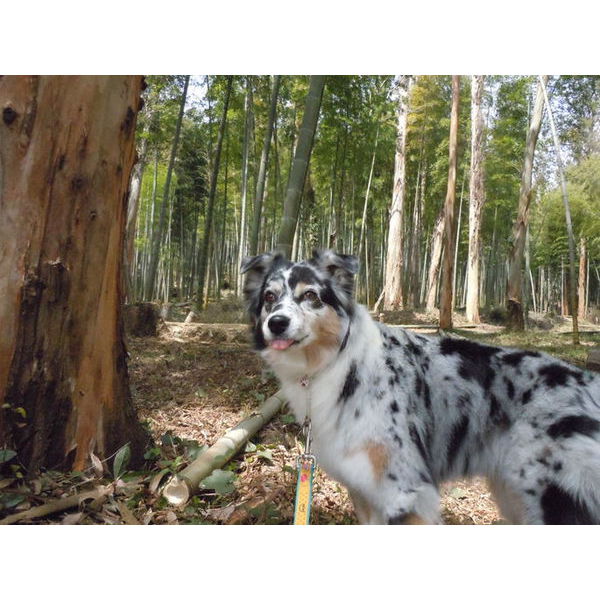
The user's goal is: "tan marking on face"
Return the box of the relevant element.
[365,443,389,482]
[303,305,342,370]
[294,282,308,297]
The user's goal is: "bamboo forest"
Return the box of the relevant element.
[129,75,599,328]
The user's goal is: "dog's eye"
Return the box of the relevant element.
[303,290,318,302]
[264,291,277,303]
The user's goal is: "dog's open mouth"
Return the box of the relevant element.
[269,339,295,350]
[268,335,308,351]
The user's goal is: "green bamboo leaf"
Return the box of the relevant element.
[0,449,17,465]
[113,444,131,480]
[200,469,236,495]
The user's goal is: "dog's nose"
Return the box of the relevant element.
[268,315,290,335]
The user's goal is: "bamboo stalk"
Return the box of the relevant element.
[162,391,285,506]
[0,484,113,525]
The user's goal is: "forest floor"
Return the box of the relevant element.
[1,310,598,525]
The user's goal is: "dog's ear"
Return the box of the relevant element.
[311,249,359,298]
[241,253,279,312]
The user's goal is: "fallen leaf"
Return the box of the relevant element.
[204,505,236,522]
[449,487,468,499]
[201,469,236,495]
[90,452,104,478]
[62,512,84,525]
[149,469,171,495]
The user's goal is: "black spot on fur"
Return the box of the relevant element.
[320,281,345,315]
[525,489,537,496]
[501,350,541,367]
[354,408,360,419]
[553,462,563,472]
[446,415,469,470]
[415,376,423,398]
[521,389,532,405]
[490,394,511,429]
[504,377,515,400]
[440,337,499,390]
[458,394,471,409]
[409,423,429,466]
[393,433,404,448]
[541,484,595,524]
[387,473,398,481]
[422,381,431,411]
[547,415,600,440]
[389,401,399,413]
[339,362,359,403]
[419,471,432,484]
[406,339,422,356]
[538,364,584,388]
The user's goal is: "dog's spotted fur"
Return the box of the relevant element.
[242,249,600,524]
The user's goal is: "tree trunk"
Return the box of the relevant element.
[383,76,413,311]
[425,209,445,312]
[539,76,580,344]
[358,126,380,275]
[579,238,587,320]
[0,75,149,473]
[465,75,486,323]
[249,75,281,256]
[506,76,547,330]
[276,76,326,258]
[144,75,189,300]
[197,76,233,306]
[237,78,253,294]
[124,115,151,302]
[439,76,461,330]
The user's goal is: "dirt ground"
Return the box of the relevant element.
[1,315,597,525]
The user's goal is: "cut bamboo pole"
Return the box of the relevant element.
[162,391,285,506]
[0,484,113,525]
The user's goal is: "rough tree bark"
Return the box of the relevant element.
[0,75,149,473]
[439,75,461,330]
[506,76,547,330]
[276,76,326,258]
[465,75,486,323]
[383,76,413,311]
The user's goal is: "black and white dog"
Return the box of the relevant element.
[242,249,600,524]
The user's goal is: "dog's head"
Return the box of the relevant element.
[241,249,358,371]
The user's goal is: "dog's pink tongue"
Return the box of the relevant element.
[270,339,294,351]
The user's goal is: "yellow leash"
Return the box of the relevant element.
[293,376,315,525]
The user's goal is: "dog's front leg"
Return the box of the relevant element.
[348,490,386,524]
